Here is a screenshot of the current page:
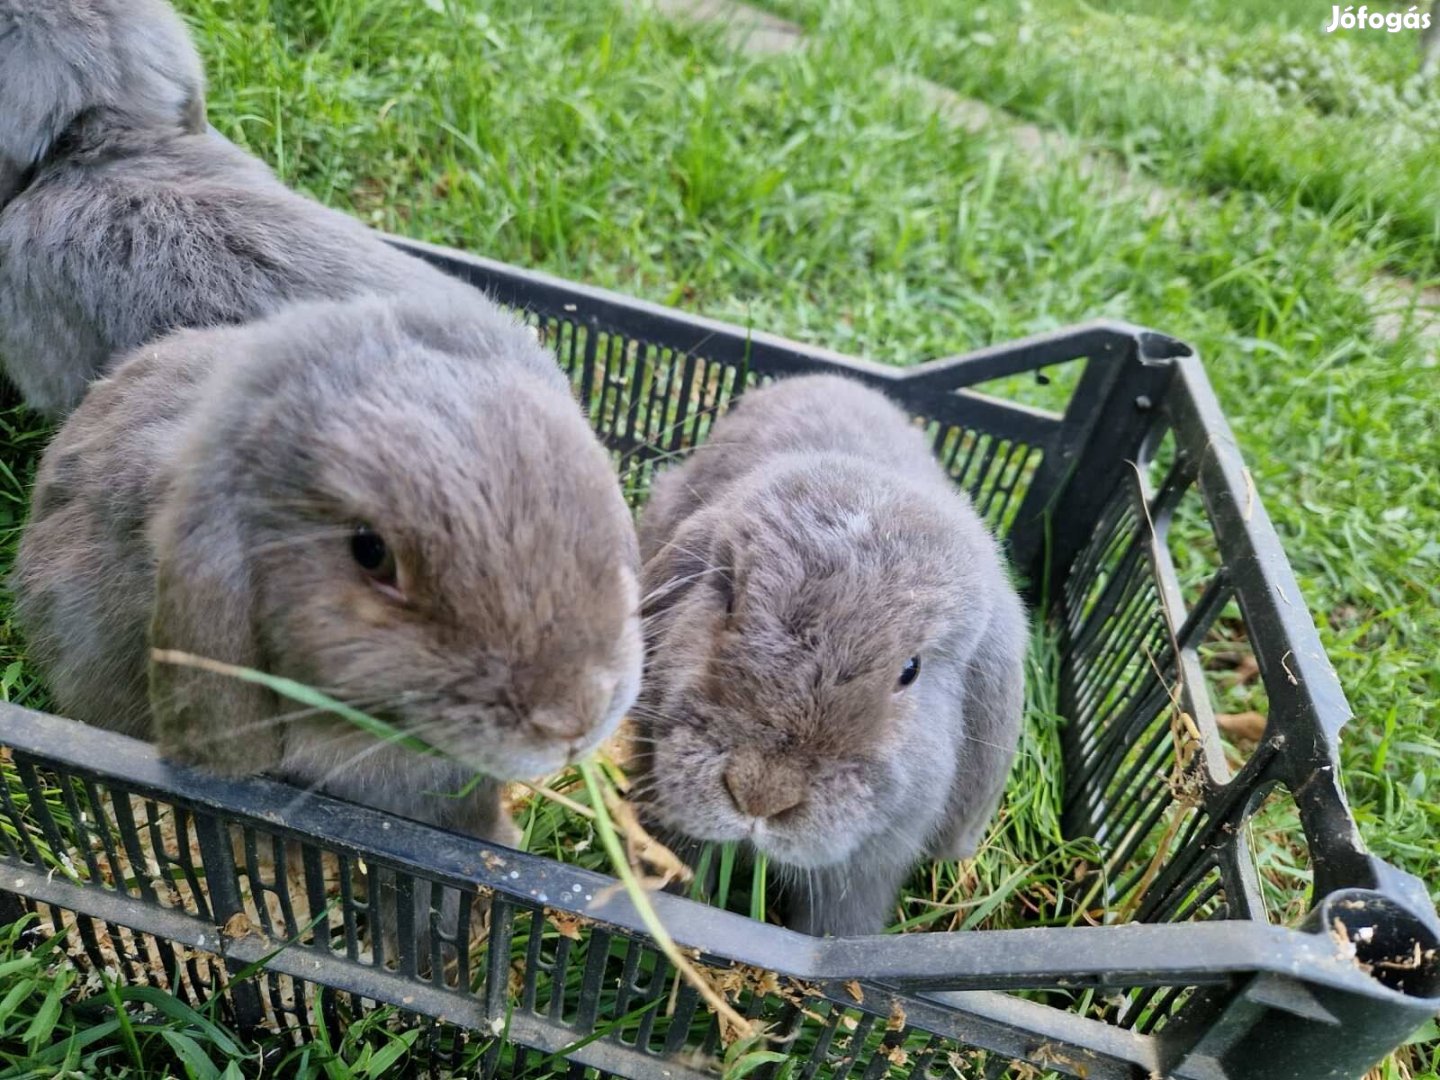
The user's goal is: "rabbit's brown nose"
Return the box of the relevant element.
[723,755,805,820]
[528,707,588,741]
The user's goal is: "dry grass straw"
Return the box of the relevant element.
[152,649,755,1041]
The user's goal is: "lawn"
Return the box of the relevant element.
[0,0,1436,1075]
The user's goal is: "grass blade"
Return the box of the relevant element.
[716,843,736,911]
[150,651,441,759]
[22,966,69,1054]
[578,759,754,1041]
[749,853,768,924]
[159,1029,222,1080]
[102,972,143,1070]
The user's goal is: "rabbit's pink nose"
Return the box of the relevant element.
[528,708,588,741]
[723,760,805,821]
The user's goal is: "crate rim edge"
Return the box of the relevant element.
[0,236,1433,1075]
[0,698,1435,1014]
[387,231,1438,924]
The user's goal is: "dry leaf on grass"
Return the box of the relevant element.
[222,911,257,940]
[1228,654,1261,687]
[546,910,585,941]
[604,792,693,886]
[887,1000,906,1031]
[1217,711,1267,743]
[1330,917,1368,971]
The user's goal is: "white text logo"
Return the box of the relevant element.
[1325,5,1432,31]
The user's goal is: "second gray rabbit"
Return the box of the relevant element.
[634,375,1027,936]
[0,0,476,416]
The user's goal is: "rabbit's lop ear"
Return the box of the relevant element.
[0,159,23,209]
[148,483,281,776]
[929,597,1027,860]
[182,90,207,135]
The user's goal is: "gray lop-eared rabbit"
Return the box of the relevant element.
[635,375,1026,936]
[13,291,643,842]
[0,0,474,417]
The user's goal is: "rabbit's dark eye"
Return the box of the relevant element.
[897,655,921,689]
[715,570,736,616]
[350,525,396,584]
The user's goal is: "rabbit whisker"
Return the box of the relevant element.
[615,735,663,749]
[626,780,667,801]
[646,537,721,574]
[640,567,722,606]
[617,442,703,479]
[218,695,400,737]
[619,711,677,731]
[621,699,671,716]
[616,726,670,744]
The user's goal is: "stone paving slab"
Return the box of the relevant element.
[646,0,805,55]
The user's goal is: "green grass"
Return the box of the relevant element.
[767,0,1440,278]
[0,0,1436,1075]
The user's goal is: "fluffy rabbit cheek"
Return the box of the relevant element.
[752,767,874,868]
[473,740,571,780]
[647,728,752,843]
[606,613,645,731]
[437,674,626,780]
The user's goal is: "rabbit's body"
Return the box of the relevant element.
[636,375,1026,936]
[15,293,643,839]
[15,329,194,740]
[0,0,473,417]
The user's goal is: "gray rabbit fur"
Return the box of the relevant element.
[13,291,643,841]
[0,0,475,417]
[0,0,203,208]
[634,375,1026,936]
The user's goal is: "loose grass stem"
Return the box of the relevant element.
[578,760,755,1042]
[153,649,753,1041]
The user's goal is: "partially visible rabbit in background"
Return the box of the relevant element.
[633,375,1026,937]
[0,0,205,208]
[0,0,477,417]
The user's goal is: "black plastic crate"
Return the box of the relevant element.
[0,237,1435,1080]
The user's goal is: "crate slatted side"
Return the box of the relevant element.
[3,246,1434,1079]
[513,306,1060,543]
[1,744,1184,1078]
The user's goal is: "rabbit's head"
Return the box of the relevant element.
[636,453,1017,869]
[0,0,205,205]
[148,295,642,782]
